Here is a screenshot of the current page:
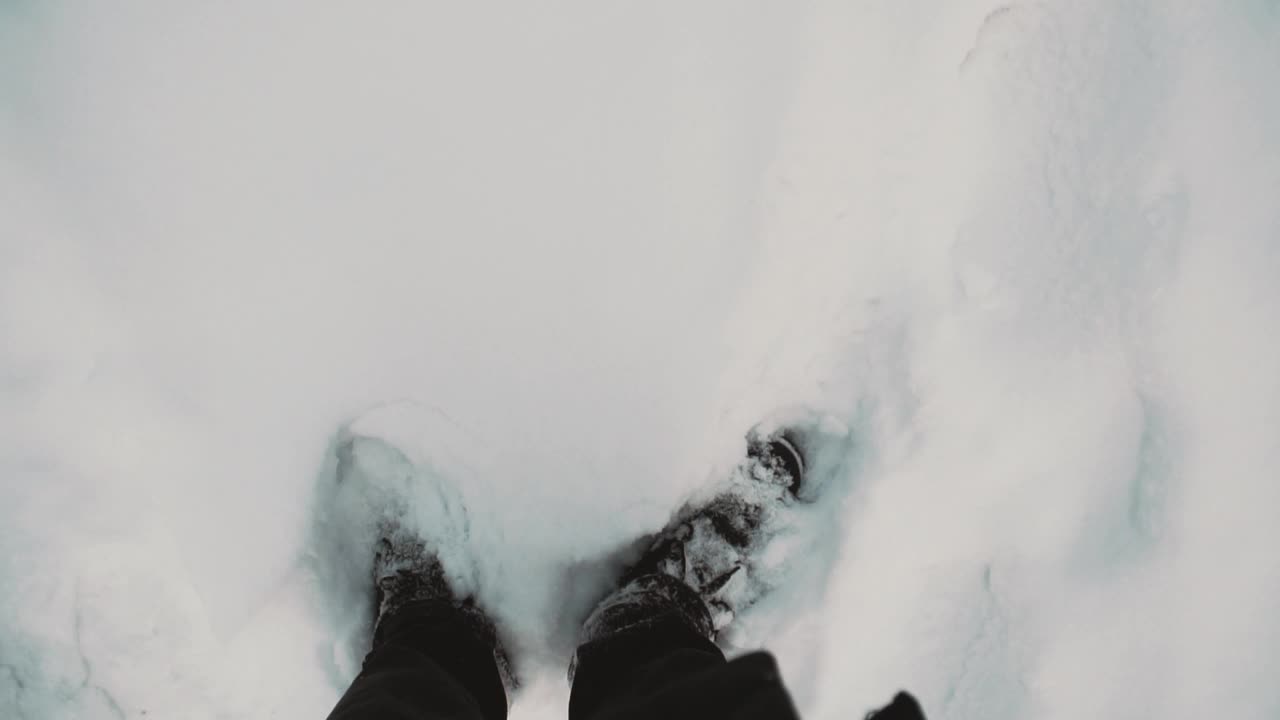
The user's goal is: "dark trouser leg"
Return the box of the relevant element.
[327,600,508,720]
[568,612,800,720]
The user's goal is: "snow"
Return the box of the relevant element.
[2,1,1279,718]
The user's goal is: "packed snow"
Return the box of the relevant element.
[2,1,1278,718]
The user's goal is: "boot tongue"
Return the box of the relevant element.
[375,556,453,618]
[681,515,746,592]
[373,532,455,620]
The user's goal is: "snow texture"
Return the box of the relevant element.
[2,1,1279,719]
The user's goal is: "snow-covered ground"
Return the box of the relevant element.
[3,1,1278,718]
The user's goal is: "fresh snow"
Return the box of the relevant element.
[2,2,1279,719]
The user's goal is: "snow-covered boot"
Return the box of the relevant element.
[578,422,815,653]
[369,521,517,689]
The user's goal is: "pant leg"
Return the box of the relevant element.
[327,600,508,720]
[568,613,800,720]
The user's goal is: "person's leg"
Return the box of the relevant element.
[569,614,798,720]
[567,577,923,720]
[328,600,507,720]
[565,424,811,720]
[319,425,515,720]
[567,417,926,720]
